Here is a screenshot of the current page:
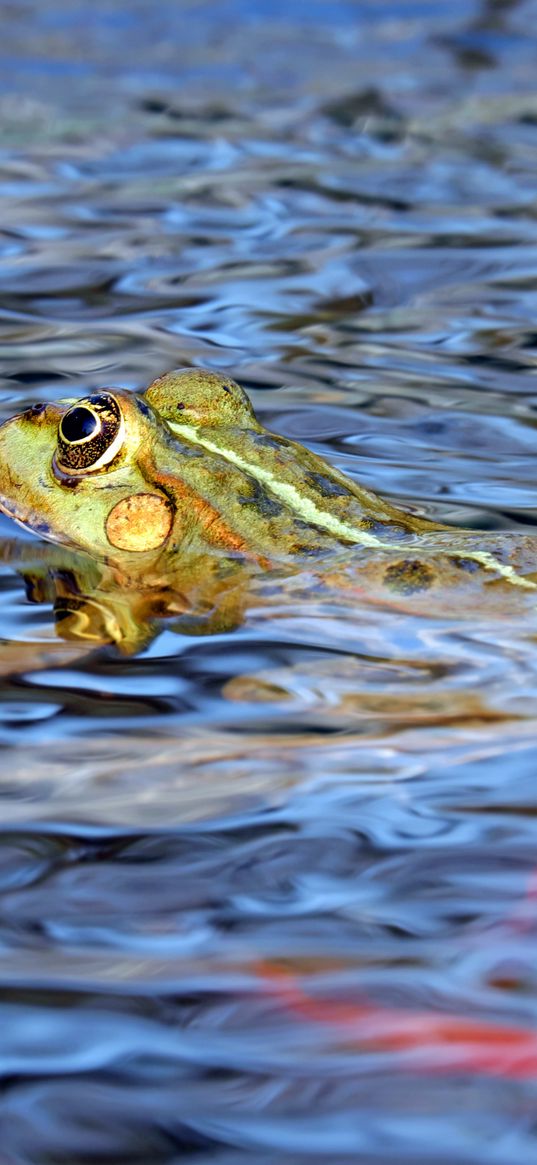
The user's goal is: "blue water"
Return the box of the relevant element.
[2,1,537,1161]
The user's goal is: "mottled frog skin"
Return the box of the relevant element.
[0,368,535,657]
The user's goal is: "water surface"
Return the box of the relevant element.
[2,1,537,1161]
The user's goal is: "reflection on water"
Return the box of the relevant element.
[2,0,537,1161]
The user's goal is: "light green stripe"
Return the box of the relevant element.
[168,421,537,592]
[468,550,536,590]
[169,421,384,548]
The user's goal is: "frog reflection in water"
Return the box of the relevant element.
[0,367,536,663]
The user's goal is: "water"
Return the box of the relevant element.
[2,0,537,1160]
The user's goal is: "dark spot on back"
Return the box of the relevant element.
[450,555,481,573]
[251,431,286,451]
[176,402,185,410]
[163,427,204,457]
[238,479,283,518]
[383,559,436,594]
[305,471,352,498]
[176,443,205,459]
[293,545,327,557]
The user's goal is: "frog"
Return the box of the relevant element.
[0,366,535,662]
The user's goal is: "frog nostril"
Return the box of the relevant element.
[26,403,47,419]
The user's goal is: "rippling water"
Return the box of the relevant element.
[3,1,537,1161]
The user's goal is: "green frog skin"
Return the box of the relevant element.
[0,367,535,655]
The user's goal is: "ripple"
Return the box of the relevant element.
[1,0,537,1161]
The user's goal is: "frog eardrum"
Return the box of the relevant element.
[56,392,125,474]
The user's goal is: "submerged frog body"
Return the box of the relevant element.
[0,367,535,656]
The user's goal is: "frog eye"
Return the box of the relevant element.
[60,407,99,443]
[56,392,125,473]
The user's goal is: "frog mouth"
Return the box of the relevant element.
[0,457,58,547]
[0,413,62,547]
[0,485,32,529]
[0,493,55,545]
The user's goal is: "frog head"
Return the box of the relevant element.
[0,386,178,560]
[0,368,280,565]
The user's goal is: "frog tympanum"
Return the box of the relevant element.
[0,367,535,659]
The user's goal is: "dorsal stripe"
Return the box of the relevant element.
[168,421,537,591]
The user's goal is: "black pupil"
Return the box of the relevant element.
[61,407,98,442]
